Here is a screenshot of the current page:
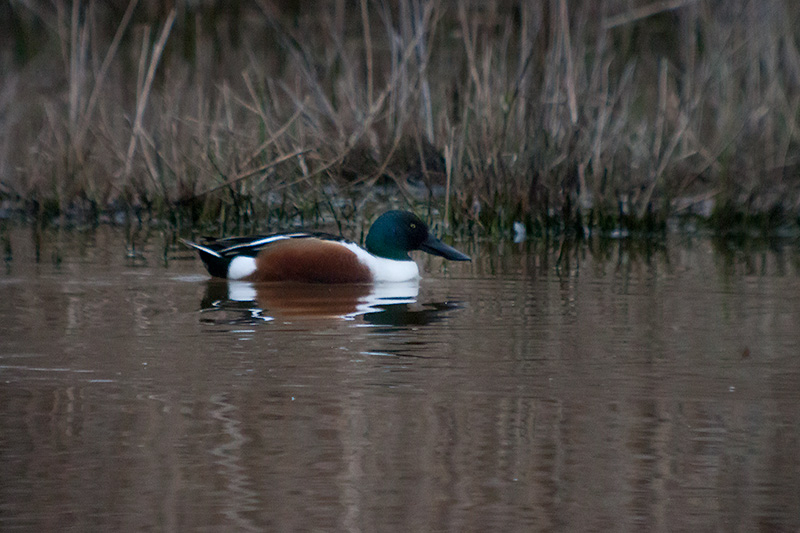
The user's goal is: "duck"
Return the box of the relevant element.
[181,210,470,283]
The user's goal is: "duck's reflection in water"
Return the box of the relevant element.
[199,279,462,327]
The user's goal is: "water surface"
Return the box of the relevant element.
[2,226,800,531]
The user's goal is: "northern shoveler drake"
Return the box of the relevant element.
[181,210,470,283]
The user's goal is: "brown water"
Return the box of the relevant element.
[2,226,800,532]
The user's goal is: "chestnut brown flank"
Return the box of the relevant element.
[246,238,372,283]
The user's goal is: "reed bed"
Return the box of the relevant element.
[2,0,800,237]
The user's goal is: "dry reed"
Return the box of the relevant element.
[1,0,800,237]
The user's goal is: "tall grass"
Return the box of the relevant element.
[2,0,800,236]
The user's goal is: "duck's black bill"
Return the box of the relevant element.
[420,235,471,261]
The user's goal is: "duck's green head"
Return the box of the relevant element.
[365,210,471,262]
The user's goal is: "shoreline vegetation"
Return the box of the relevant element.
[2,1,800,240]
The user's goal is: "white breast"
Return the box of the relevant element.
[342,242,420,282]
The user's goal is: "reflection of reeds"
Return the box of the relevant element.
[2,1,800,234]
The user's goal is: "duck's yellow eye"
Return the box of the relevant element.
[410,223,416,229]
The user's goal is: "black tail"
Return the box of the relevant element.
[181,239,231,278]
